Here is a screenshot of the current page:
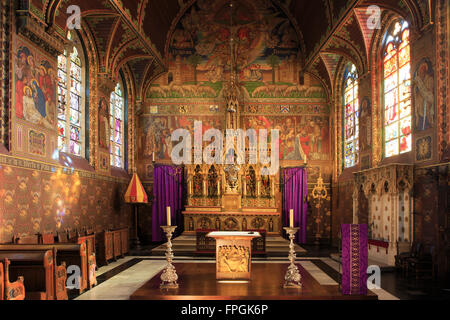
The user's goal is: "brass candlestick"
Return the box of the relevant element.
[283,227,302,289]
[160,225,179,289]
[312,173,327,246]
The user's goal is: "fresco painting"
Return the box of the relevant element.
[14,40,56,130]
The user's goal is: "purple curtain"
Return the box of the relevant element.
[341,224,368,295]
[282,167,308,243]
[152,165,184,242]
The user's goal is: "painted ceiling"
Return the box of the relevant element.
[26,0,429,100]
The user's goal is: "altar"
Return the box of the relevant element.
[207,231,261,280]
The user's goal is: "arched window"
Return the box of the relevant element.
[57,31,85,157]
[343,63,359,168]
[110,82,124,168]
[383,20,412,157]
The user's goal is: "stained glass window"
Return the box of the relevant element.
[110,82,124,168]
[57,32,84,157]
[343,63,359,168]
[383,21,411,157]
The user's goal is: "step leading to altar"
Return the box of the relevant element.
[151,233,306,257]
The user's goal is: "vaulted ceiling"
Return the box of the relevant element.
[25,0,430,100]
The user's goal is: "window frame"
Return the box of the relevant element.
[110,81,125,169]
[57,31,86,158]
[381,20,412,159]
[342,63,359,169]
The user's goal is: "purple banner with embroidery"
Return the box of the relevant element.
[341,224,368,295]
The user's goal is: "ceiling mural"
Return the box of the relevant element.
[20,0,428,103]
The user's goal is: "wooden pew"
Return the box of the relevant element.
[0,247,67,300]
[0,250,54,300]
[0,243,87,295]
[96,227,129,267]
[48,230,97,290]
[12,234,40,244]
[71,233,97,289]
[1,258,25,300]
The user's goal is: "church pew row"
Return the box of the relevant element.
[43,231,97,289]
[0,243,87,297]
[96,228,129,267]
[0,258,25,300]
[0,250,58,300]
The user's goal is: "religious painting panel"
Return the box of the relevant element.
[416,135,432,162]
[413,58,435,131]
[14,37,57,130]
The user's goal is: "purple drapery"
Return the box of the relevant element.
[152,165,184,242]
[341,224,368,295]
[282,167,308,243]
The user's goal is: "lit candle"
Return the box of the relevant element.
[166,206,171,226]
[289,209,294,228]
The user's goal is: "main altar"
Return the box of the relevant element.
[182,161,280,234]
[180,97,281,233]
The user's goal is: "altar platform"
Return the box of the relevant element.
[151,233,306,257]
[130,262,378,300]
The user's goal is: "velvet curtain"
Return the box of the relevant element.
[282,167,308,243]
[152,165,184,242]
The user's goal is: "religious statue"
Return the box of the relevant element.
[99,98,110,149]
[245,167,256,197]
[193,165,203,197]
[224,149,241,192]
[208,166,218,197]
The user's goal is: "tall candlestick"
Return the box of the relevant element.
[166,207,171,226]
[289,209,294,228]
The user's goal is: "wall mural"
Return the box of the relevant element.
[147,0,325,100]
[414,58,434,131]
[140,115,224,160]
[14,40,56,130]
[241,115,329,161]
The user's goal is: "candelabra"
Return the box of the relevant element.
[312,173,327,246]
[283,227,302,288]
[160,225,179,289]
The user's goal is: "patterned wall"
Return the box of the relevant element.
[0,154,132,243]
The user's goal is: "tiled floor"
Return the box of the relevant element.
[73,243,450,300]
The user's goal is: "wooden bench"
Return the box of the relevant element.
[0,258,25,300]
[96,228,129,266]
[0,243,87,295]
[0,250,56,300]
[71,233,97,289]
[42,230,97,290]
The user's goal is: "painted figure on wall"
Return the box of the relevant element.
[359,97,372,151]
[15,45,56,129]
[414,59,434,131]
[98,98,110,149]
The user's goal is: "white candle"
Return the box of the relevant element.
[166,207,171,226]
[289,209,294,228]
[152,151,155,162]
[217,181,220,196]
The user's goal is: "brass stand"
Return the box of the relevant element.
[160,225,179,289]
[283,227,302,289]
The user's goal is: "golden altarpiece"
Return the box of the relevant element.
[182,74,280,235]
